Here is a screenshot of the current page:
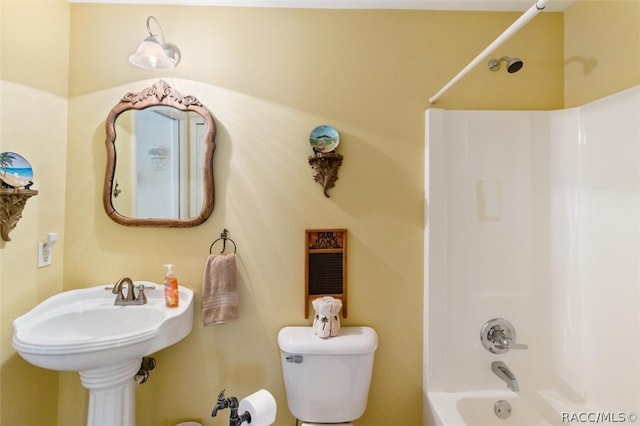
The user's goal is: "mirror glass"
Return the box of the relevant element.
[104,81,216,227]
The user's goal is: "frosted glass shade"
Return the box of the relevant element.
[129,37,176,70]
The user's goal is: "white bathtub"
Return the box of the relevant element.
[427,390,589,426]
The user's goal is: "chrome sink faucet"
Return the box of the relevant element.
[492,361,519,392]
[112,277,147,306]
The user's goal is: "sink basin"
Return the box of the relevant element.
[12,281,194,426]
[13,281,193,372]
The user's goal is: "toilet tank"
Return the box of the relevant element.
[278,326,378,423]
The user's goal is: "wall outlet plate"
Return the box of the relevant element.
[38,242,52,268]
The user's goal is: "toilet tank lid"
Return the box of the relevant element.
[278,326,378,355]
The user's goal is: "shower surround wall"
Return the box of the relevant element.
[424,86,639,425]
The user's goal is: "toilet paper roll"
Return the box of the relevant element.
[238,389,277,426]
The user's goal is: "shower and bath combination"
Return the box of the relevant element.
[425,75,640,426]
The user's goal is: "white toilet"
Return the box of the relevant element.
[278,326,378,425]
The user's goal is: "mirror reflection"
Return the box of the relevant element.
[113,108,207,219]
[104,81,216,227]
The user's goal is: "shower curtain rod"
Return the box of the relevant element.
[428,0,551,104]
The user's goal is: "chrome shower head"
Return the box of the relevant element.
[488,56,524,73]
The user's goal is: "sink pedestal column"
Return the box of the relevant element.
[79,358,142,426]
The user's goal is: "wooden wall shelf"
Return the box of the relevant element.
[308,153,343,198]
[0,189,38,241]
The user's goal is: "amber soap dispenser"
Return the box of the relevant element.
[163,264,179,308]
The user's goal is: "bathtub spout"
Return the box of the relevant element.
[491,361,519,392]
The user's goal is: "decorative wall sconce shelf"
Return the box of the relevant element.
[0,188,38,241]
[308,125,342,197]
[308,153,343,198]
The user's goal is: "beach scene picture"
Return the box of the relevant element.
[310,125,340,153]
[0,152,33,188]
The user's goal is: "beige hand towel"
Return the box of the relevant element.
[202,253,239,326]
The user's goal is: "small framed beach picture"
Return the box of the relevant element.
[0,152,33,189]
[309,125,340,153]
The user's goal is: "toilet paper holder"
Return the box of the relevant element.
[211,389,251,426]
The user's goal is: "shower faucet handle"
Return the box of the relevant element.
[505,340,528,350]
[480,318,528,354]
[492,328,528,350]
[506,338,528,350]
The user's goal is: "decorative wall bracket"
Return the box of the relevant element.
[308,153,343,198]
[0,189,38,241]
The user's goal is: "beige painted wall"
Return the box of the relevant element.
[0,0,69,424]
[564,0,640,107]
[0,0,637,425]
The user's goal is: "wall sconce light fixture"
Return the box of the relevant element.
[129,16,181,70]
[148,146,169,171]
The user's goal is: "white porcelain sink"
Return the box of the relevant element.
[12,281,194,426]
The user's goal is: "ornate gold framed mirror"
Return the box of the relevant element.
[104,80,216,227]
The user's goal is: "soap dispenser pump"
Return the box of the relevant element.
[163,264,179,308]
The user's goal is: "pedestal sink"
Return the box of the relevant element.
[12,281,194,426]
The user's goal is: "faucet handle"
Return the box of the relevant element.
[494,329,528,350]
[508,341,528,350]
[135,284,147,304]
[481,318,528,354]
